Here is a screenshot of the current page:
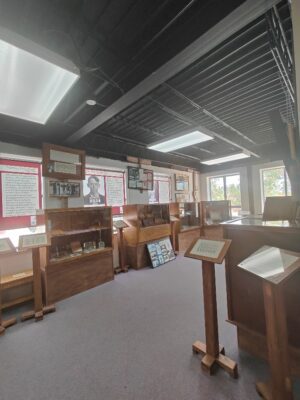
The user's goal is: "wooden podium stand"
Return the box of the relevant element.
[185,237,238,378]
[114,220,130,273]
[0,238,17,334]
[237,246,300,400]
[18,233,56,322]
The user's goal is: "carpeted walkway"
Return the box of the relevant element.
[1,255,299,400]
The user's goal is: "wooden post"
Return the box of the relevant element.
[256,282,293,400]
[193,260,238,378]
[202,261,219,357]
[118,227,128,273]
[22,247,55,322]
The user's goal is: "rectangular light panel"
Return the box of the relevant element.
[0,28,79,124]
[201,152,250,165]
[148,130,213,152]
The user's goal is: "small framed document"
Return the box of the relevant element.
[185,237,231,264]
[0,237,15,254]
[19,233,50,250]
[113,220,129,229]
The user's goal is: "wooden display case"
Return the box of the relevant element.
[200,200,231,239]
[123,204,171,269]
[222,217,300,378]
[42,207,114,304]
[169,202,201,252]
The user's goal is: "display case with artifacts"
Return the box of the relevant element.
[200,200,231,239]
[123,204,171,269]
[42,207,113,303]
[169,202,201,252]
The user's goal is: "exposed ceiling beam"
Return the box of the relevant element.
[148,91,260,157]
[65,0,281,145]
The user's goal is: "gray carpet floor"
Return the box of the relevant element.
[1,255,299,400]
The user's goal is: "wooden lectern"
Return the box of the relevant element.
[185,237,237,378]
[114,220,130,273]
[0,238,17,334]
[237,246,300,400]
[18,233,56,322]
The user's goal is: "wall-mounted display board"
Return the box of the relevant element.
[127,166,153,190]
[147,237,175,268]
[0,159,42,230]
[175,192,190,203]
[49,181,80,197]
[175,174,189,191]
[42,143,85,180]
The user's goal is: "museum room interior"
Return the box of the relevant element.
[0,1,299,399]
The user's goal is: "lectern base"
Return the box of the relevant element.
[21,304,56,322]
[0,317,17,335]
[193,340,238,378]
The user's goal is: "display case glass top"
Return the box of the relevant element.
[238,245,300,284]
[0,226,46,249]
[222,217,300,229]
[201,200,231,225]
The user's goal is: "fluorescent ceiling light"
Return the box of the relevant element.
[148,130,213,152]
[0,26,79,124]
[201,152,250,165]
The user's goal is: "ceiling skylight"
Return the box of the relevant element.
[201,152,250,165]
[0,27,80,124]
[148,130,213,153]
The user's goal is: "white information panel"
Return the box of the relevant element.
[2,173,39,217]
[19,233,49,249]
[190,239,226,260]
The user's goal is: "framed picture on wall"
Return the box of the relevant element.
[128,166,153,190]
[175,174,189,191]
[175,192,190,203]
[49,181,81,197]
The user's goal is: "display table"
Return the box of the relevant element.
[237,246,300,400]
[222,217,300,377]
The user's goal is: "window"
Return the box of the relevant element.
[208,174,241,216]
[148,174,171,204]
[84,168,126,214]
[260,166,291,207]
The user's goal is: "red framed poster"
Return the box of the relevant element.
[0,159,42,230]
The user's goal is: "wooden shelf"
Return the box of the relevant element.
[50,227,111,238]
[48,247,113,265]
[2,294,33,310]
[1,269,33,289]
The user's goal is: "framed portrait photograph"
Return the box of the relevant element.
[83,174,106,206]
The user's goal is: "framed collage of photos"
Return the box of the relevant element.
[147,237,176,268]
[128,166,153,190]
[49,181,80,197]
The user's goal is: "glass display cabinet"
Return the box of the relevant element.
[169,202,201,252]
[201,200,231,239]
[123,204,171,269]
[42,207,114,304]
